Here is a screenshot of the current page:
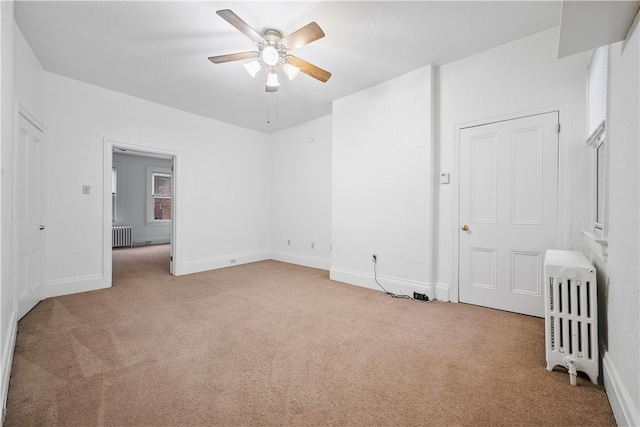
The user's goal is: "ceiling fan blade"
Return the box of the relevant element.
[217,9,266,45]
[286,56,331,83]
[280,22,325,51]
[208,51,260,64]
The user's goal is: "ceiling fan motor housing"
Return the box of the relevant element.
[262,30,285,65]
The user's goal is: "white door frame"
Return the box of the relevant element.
[14,103,47,317]
[103,138,180,286]
[451,105,569,303]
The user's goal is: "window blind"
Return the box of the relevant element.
[586,46,608,146]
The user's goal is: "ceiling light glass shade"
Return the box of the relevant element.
[266,71,279,87]
[283,62,300,80]
[262,45,279,66]
[243,61,261,78]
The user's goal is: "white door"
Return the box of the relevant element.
[16,111,45,320]
[459,112,558,317]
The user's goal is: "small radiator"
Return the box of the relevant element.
[112,225,133,248]
[544,250,598,385]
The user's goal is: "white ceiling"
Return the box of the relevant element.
[14,1,563,133]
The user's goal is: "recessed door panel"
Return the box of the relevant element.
[511,251,541,296]
[471,134,497,224]
[511,127,543,225]
[470,248,496,290]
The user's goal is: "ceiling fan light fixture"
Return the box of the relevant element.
[243,60,261,78]
[283,62,300,80]
[266,71,280,88]
[262,45,279,66]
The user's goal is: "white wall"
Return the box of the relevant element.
[331,66,434,298]
[436,27,588,297]
[44,72,271,296]
[270,114,332,270]
[593,14,640,426]
[112,153,172,246]
[14,23,43,120]
[0,1,15,414]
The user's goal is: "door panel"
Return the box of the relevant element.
[459,112,558,317]
[471,134,497,223]
[16,112,45,320]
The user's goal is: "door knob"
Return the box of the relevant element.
[461,224,469,231]
[39,225,45,230]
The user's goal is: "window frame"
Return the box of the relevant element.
[585,46,609,237]
[112,161,123,224]
[146,165,173,224]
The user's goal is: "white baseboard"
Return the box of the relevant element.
[1,308,17,415]
[270,250,331,271]
[133,238,171,247]
[329,266,434,299]
[45,274,108,298]
[433,282,451,302]
[603,353,639,427]
[178,250,271,275]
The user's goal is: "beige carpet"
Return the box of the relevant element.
[5,244,615,426]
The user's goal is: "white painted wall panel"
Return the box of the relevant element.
[601,14,640,426]
[332,66,432,297]
[14,24,43,120]
[44,72,271,286]
[270,115,332,270]
[0,0,17,413]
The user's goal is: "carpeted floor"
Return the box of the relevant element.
[5,244,616,426]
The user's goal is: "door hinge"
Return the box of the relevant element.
[557,123,561,133]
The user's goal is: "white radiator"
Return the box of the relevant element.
[544,250,598,385]
[112,225,133,248]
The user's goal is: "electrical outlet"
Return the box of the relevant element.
[311,242,315,249]
[372,254,377,263]
[287,239,290,246]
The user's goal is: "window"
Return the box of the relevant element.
[586,46,608,233]
[595,143,605,228]
[152,172,172,220]
[111,163,123,223]
[147,166,172,223]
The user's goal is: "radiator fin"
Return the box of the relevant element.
[544,250,598,385]
[112,225,133,248]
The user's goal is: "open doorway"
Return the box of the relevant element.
[104,139,179,286]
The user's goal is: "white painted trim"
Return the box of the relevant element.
[270,250,331,271]
[180,250,271,275]
[45,274,107,298]
[603,354,639,427]
[14,103,47,318]
[132,239,171,247]
[329,266,434,300]
[0,309,17,416]
[432,282,451,302]
[451,104,570,304]
[103,139,181,280]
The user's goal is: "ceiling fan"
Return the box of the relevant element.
[208,9,332,92]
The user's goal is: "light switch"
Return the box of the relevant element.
[82,185,91,194]
[440,173,450,184]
